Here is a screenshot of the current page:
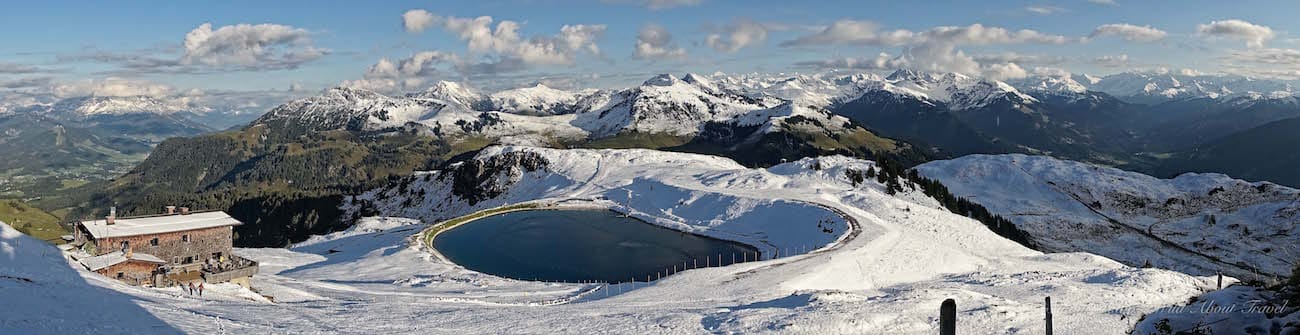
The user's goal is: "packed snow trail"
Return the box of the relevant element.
[5,147,1220,334]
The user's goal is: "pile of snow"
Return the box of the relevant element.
[917,154,1300,280]
[0,222,180,333]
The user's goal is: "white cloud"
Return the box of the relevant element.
[1030,66,1073,78]
[602,0,702,10]
[1087,0,1117,5]
[705,18,768,53]
[1197,19,1275,48]
[51,77,174,98]
[435,15,606,66]
[781,21,1072,47]
[402,9,439,33]
[972,52,1068,65]
[182,23,327,69]
[1088,23,1167,42]
[982,62,1028,80]
[783,22,1071,78]
[794,53,908,70]
[634,24,687,60]
[1090,54,1130,68]
[1025,5,1067,15]
[1219,48,1300,79]
[342,51,462,92]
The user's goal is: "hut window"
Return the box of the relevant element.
[150,238,159,246]
[116,272,124,279]
[184,256,193,264]
[120,241,129,251]
[182,234,189,243]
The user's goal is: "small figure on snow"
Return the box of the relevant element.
[198,282,205,296]
[188,282,196,296]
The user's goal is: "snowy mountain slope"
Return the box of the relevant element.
[12,147,1219,334]
[0,222,181,334]
[256,87,446,133]
[916,154,1300,280]
[570,74,784,137]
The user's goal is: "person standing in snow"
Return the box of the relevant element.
[188,282,196,296]
[199,282,204,296]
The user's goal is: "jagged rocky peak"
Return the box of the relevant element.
[642,73,682,87]
[446,149,550,205]
[886,68,923,81]
[681,73,718,91]
[414,80,485,106]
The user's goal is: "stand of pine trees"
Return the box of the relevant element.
[861,157,1038,249]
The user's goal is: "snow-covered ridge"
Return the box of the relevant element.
[6,147,1222,333]
[917,154,1300,279]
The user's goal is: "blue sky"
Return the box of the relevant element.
[1,0,1298,97]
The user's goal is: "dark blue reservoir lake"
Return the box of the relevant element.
[433,209,759,283]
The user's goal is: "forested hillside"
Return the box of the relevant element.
[76,124,457,247]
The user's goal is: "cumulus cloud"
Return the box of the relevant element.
[1197,19,1275,48]
[982,62,1029,80]
[1088,23,1167,42]
[1090,54,1130,68]
[781,21,1072,79]
[181,23,327,69]
[341,51,462,92]
[634,24,687,60]
[63,22,327,73]
[1025,5,1067,15]
[432,15,605,66]
[705,18,768,53]
[602,0,702,10]
[50,77,174,98]
[402,9,439,33]
[794,53,908,70]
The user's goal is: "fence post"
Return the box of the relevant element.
[1045,296,1053,335]
[1217,272,1223,289]
[940,298,956,335]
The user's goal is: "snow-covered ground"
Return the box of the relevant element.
[917,154,1300,280]
[4,147,1223,334]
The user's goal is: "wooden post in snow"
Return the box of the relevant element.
[1217,272,1223,289]
[940,299,956,335]
[1045,296,1053,335]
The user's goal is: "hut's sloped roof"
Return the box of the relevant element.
[80,211,242,239]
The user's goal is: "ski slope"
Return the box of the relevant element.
[4,147,1220,334]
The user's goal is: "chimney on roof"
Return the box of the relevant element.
[106,206,116,225]
[165,206,176,215]
[180,207,190,215]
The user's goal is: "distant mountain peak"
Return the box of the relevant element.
[642,73,681,87]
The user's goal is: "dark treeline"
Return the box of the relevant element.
[844,156,1038,249]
